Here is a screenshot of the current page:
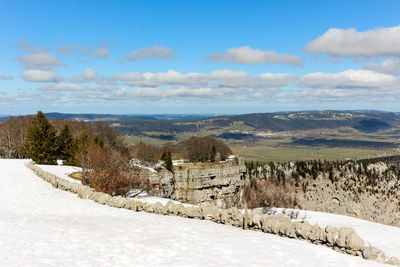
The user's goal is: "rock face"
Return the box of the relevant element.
[146,157,246,208]
[296,178,400,226]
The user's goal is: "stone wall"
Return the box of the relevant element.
[26,162,399,266]
[145,157,246,207]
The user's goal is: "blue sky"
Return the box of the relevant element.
[0,0,400,115]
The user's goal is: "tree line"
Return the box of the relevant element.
[0,111,234,197]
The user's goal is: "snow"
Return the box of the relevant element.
[132,194,193,207]
[274,208,400,260]
[38,164,82,184]
[0,159,389,266]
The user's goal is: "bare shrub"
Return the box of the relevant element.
[89,162,151,197]
[0,116,32,158]
[78,142,151,196]
[243,179,296,209]
[131,141,161,165]
[179,136,232,163]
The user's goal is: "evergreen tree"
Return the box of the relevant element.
[161,151,173,172]
[56,124,77,165]
[21,111,57,164]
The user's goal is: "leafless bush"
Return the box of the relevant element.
[78,142,151,196]
[89,161,151,197]
[179,136,232,163]
[284,209,300,220]
[243,179,297,209]
[131,141,161,165]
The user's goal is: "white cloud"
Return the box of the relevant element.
[114,72,145,82]
[71,68,98,82]
[300,70,398,89]
[305,25,400,57]
[90,47,109,58]
[364,57,400,75]
[17,39,45,53]
[19,52,63,69]
[206,46,303,66]
[120,45,174,62]
[115,70,207,87]
[39,83,83,92]
[82,45,110,58]
[0,74,14,80]
[21,69,63,83]
[57,44,78,56]
[114,69,297,89]
[27,68,400,106]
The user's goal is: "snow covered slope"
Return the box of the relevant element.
[0,160,386,266]
[274,208,400,260]
[38,164,82,184]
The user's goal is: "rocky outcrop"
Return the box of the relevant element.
[296,178,400,226]
[145,157,246,208]
[247,160,400,226]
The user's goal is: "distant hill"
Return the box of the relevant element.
[113,110,400,135]
[2,110,400,135]
[44,113,214,122]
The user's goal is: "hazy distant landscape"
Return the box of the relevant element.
[30,110,399,162]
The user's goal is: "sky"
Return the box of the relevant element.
[0,0,400,115]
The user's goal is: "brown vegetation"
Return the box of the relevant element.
[0,116,32,158]
[179,136,232,162]
[243,179,297,209]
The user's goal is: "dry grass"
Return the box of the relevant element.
[68,172,83,181]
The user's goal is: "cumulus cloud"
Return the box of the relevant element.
[83,46,110,58]
[120,45,174,62]
[115,70,207,87]
[30,68,400,106]
[114,69,297,89]
[57,44,79,56]
[90,47,109,58]
[364,57,400,75]
[0,74,14,80]
[17,39,45,53]
[39,83,83,92]
[71,68,98,82]
[21,69,63,83]
[16,40,63,70]
[300,70,398,89]
[305,25,400,57]
[206,46,303,66]
[19,52,63,69]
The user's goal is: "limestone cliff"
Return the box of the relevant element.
[143,157,246,207]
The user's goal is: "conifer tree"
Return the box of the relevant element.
[56,124,77,165]
[21,111,57,164]
[161,151,173,172]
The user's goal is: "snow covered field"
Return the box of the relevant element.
[38,164,82,184]
[0,159,391,266]
[274,208,400,260]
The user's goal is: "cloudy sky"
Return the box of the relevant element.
[1,0,400,115]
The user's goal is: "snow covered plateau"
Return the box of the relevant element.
[0,159,398,266]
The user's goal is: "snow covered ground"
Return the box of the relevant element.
[0,159,390,266]
[273,208,400,260]
[38,164,82,184]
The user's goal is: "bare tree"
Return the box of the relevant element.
[0,116,32,158]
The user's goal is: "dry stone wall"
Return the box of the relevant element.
[26,162,399,266]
